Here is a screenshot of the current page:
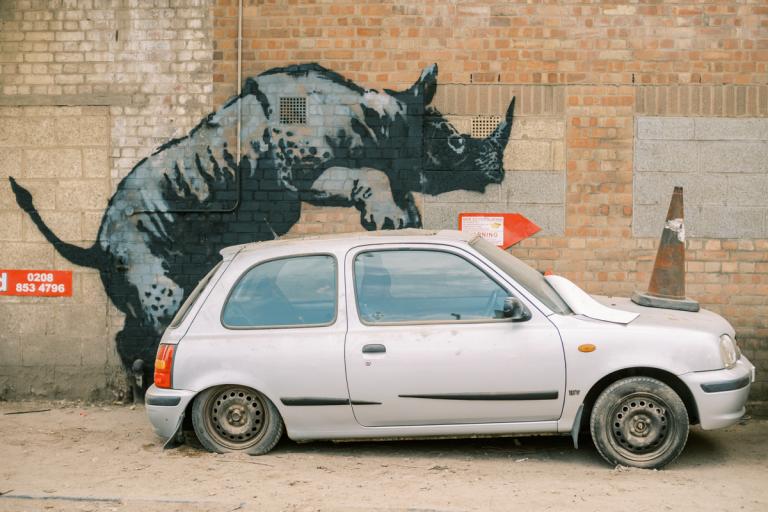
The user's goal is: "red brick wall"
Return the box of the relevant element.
[214,0,768,396]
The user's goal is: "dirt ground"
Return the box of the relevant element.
[0,402,766,512]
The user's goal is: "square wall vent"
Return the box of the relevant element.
[471,115,501,138]
[279,97,307,124]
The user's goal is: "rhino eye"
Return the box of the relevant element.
[448,134,465,153]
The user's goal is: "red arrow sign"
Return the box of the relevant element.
[458,212,541,249]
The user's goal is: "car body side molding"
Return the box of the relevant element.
[281,397,382,406]
[397,392,559,401]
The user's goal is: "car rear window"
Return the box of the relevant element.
[222,255,337,328]
[169,261,223,329]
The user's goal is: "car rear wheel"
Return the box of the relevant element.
[191,385,283,455]
[590,376,689,469]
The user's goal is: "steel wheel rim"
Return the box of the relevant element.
[607,391,677,462]
[203,387,268,450]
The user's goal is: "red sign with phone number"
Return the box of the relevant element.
[0,269,73,297]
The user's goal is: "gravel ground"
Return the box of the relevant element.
[0,401,766,512]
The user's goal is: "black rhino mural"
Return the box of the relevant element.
[9,63,515,392]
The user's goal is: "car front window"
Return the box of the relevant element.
[470,237,571,315]
[354,249,510,324]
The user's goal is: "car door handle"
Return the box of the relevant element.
[362,344,386,354]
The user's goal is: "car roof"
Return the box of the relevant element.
[219,229,476,258]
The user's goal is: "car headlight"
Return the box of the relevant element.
[719,334,740,369]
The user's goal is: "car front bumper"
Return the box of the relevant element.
[681,356,756,430]
[145,384,197,440]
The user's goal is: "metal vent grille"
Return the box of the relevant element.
[471,115,501,138]
[279,97,307,124]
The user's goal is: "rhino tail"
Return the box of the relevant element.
[8,177,105,269]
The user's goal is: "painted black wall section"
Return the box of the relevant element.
[9,63,515,392]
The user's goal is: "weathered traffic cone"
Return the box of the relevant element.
[631,186,700,312]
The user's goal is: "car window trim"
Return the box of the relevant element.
[350,246,526,327]
[220,252,340,330]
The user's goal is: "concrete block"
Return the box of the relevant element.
[637,117,695,140]
[22,335,82,366]
[508,204,565,236]
[511,117,565,140]
[0,242,54,267]
[694,206,767,238]
[0,117,55,147]
[699,141,768,174]
[727,175,768,207]
[53,304,108,338]
[423,184,501,203]
[505,171,565,205]
[83,211,104,241]
[0,365,55,398]
[0,211,23,241]
[635,140,698,173]
[504,140,552,171]
[80,272,108,304]
[0,333,22,366]
[633,203,716,238]
[53,365,110,400]
[55,115,109,146]
[83,147,110,178]
[80,337,108,366]
[421,201,507,230]
[22,210,82,242]
[25,148,82,178]
[16,304,58,337]
[55,179,109,210]
[633,173,727,206]
[0,148,22,179]
[0,179,56,211]
[552,141,566,171]
[694,118,768,141]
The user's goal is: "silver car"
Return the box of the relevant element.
[145,230,755,469]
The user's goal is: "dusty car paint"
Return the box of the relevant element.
[145,230,754,450]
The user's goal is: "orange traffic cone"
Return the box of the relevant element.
[632,186,700,312]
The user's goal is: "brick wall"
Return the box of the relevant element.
[211,0,768,400]
[0,0,766,401]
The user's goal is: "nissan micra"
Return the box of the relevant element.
[146,230,754,469]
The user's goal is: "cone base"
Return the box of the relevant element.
[631,291,700,312]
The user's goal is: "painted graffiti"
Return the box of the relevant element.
[9,63,516,391]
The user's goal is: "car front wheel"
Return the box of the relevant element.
[590,376,689,469]
[191,385,284,455]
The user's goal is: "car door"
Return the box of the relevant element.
[344,244,566,427]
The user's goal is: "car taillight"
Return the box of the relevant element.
[154,344,175,389]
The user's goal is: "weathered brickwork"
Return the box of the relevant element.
[0,0,766,401]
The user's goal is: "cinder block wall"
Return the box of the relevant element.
[0,0,214,399]
[1,0,766,401]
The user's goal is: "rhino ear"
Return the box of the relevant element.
[242,77,260,96]
[396,64,438,105]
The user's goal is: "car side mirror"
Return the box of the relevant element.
[503,296,532,322]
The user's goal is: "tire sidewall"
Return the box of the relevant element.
[191,385,284,455]
[590,377,689,469]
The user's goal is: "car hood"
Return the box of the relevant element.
[592,295,735,338]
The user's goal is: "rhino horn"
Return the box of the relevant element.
[487,96,515,148]
[475,97,516,176]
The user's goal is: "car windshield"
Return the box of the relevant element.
[470,237,571,315]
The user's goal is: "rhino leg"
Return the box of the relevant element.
[306,166,421,230]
